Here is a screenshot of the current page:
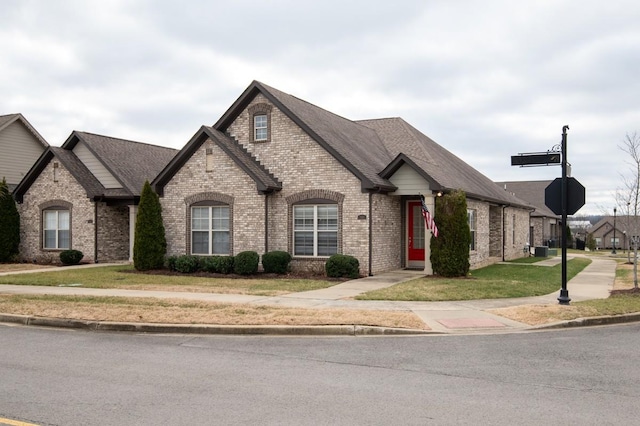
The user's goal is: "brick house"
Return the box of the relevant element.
[153,81,532,275]
[13,131,177,263]
[589,216,633,250]
[0,113,49,192]
[497,180,561,249]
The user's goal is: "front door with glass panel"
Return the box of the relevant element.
[407,201,425,266]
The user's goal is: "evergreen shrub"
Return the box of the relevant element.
[174,255,200,273]
[430,189,471,277]
[59,249,83,265]
[133,181,166,271]
[233,251,259,275]
[261,251,292,274]
[0,178,20,262]
[201,256,235,274]
[325,254,360,279]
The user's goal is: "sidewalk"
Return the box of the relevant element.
[0,256,618,335]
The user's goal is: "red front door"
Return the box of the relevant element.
[408,201,425,262]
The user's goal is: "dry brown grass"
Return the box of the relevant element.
[0,295,429,330]
[489,261,632,325]
[0,263,54,273]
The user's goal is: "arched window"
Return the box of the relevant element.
[40,200,72,250]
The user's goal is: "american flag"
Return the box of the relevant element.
[420,194,438,238]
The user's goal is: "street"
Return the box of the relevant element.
[1,323,638,425]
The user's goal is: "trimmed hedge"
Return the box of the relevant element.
[173,255,200,273]
[0,178,19,262]
[261,251,292,274]
[60,249,83,265]
[201,256,234,274]
[234,251,259,275]
[326,254,360,279]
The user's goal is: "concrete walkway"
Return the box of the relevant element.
[0,256,619,335]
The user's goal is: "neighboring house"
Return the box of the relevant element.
[153,81,532,276]
[0,113,49,191]
[589,216,634,251]
[497,180,561,248]
[13,131,177,263]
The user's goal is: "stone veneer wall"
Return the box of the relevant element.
[97,204,130,261]
[371,193,402,274]
[18,160,96,263]
[503,206,531,260]
[467,199,491,269]
[531,217,543,247]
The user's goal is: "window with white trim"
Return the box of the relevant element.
[254,114,268,141]
[467,209,476,251]
[294,204,338,256]
[43,209,70,249]
[191,205,230,255]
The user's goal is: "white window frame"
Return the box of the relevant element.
[254,114,268,141]
[191,205,230,255]
[43,209,70,249]
[467,209,477,251]
[293,204,338,257]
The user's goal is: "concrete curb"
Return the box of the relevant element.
[531,312,640,330]
[0,313,435,336]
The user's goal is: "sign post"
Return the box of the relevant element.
[512,126,585,305]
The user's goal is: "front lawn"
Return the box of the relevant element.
[0,265,335,296]
[356,258,592,301]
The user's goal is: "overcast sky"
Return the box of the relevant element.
[2,0,639,215]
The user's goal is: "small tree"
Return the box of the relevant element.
[133,180,166,270]
[586,234,597,251]
[0,177,20,262]
[430,190,470,277]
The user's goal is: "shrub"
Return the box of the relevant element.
[430,189,470,277]
[326,254,360,279]
[59,249,84,265]
[174,255,201,273]
[262,251,292,274]
[201,256,234,274]
[133,180,166,271]
[0,178,20,262]
[233,251,259,275]
[165,255,179,271]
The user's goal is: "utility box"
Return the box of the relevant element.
[535,246,549,257]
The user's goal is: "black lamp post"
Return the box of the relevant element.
[612,207,617,254]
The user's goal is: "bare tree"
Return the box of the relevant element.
[618,132,640,287]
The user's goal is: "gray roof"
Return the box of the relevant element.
[214,81,530,207]
[496,180,559,218]
[64,132,178,196]
[0,113,49,147]
[14,131,178,202]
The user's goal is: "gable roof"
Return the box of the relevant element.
[496,180,559,218]
[14,131,177,202]
[153,126,282,195]
[0,113,49,148]
[213,81,530,208]
[215,81,396,192]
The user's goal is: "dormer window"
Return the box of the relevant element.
[254,114,268,141]
[248,103,272,143]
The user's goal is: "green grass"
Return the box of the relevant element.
[0,265,334,296]
[577,292,640,315]
[356,258,592,301]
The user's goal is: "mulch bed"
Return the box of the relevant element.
[123,268,350,282]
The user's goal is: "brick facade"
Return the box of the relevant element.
[18,159,132,263]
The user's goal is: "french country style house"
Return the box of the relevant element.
[152,81,532,275]
[13,131,177,263]
[0,113,49,192]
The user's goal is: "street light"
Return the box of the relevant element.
[612,207,617,254]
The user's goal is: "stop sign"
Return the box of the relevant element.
[545,177,586,215]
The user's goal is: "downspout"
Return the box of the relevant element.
[502,205,506,261]
[264,192,269,254]
[94,196,102,264]
[368,192,373,276]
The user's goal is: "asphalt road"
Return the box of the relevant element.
[1,323,639,425]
